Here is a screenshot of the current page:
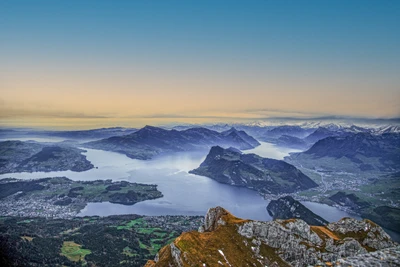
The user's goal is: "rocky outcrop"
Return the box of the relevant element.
[145,206,398,267]
[327,217,395,250]
[335,246,400,266]
[267,196,328,226]
[202,206,229,232]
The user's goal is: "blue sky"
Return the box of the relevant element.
[1,0,399,128]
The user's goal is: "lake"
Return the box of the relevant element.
[2,139,399,241]
[0,141,359,222]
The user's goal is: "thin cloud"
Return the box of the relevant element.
[243,108,330,118]
[258,116,400,125]
[0,107,110,119]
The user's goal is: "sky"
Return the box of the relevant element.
[1,0,399,129]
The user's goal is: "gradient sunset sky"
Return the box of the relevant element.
[1,0,399,129]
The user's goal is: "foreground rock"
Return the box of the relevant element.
[267,196,328,226]
[190,146,317,194]
[335,246,400,266]
[145,206,398,267]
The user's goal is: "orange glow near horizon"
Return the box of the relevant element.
[2,67,399,129]
[1,1,399,129]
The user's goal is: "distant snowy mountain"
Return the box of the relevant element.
[345,125,371,133]
[374,125,400,134]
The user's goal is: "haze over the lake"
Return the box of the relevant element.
[1,0,399,129]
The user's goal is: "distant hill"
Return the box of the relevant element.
[267,196,328,226]
[221,127,260,147]
[84,126,260,160]
[275,134,309,150]
[303,126,350,144]
[288,133,400,172]
[0,141,93,174]
[189,146,317,194]
[374,125,400,134]
[329,191,369,212]
[256,125,346,150]
[47,127,138,140]
[362,206,400,234]
[259,125,313,140]
[328,191,400,233]
[0,127,138,141]
[168,123,400,151]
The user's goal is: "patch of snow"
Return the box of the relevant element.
[218,249,232,267]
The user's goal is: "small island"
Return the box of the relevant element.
[0,177,163,218]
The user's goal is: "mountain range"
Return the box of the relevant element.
[192,123,400,150]
[84,126,260,160]
[0,127,138,141]
[288,133,400,172]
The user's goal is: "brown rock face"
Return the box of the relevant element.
[203,206,229,231]
[145,207,398,267]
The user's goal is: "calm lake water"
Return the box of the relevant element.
[246,142,302,159]
[0,141,360,222]
[2,139,399,241]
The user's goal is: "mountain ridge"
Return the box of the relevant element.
[288,132,400,172]
[83,125,260,160]
[145,206,398,267]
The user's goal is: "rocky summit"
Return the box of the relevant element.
[145,206,399,267]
